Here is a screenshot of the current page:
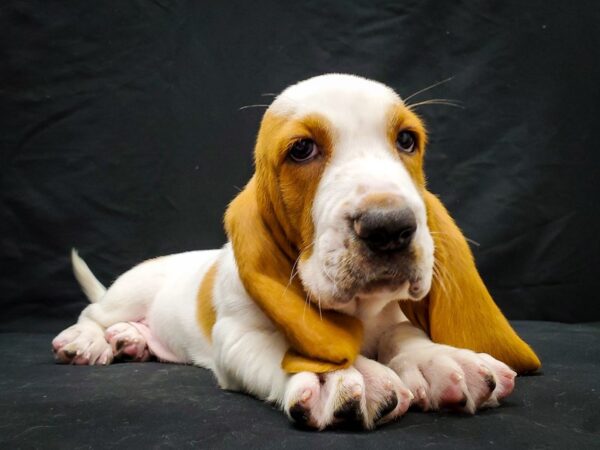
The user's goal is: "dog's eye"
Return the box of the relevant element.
[396,131,416,154]
[288,139,319,163]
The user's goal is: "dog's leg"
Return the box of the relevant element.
[213,308,412,429]
[211,315,290,401]
[378,321,517,413]
[53,258,167,365]
[212,314,411,430]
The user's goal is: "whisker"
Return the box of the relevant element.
[261,93,278,97]
[296,241,319,322]
[407,99,464,110]
[318,296,322,320]
[282,241,316,300]
[302,241,315,251]
[465,237,481,247]
[408,98,464,109]
[431,262,448,296]
[303,291,324,321]
[431,230,480,247]
[320,261,338,295]
[282,253,302,298]
[238,104,270,111]
[402,76,455,103]
[436,257,460,294]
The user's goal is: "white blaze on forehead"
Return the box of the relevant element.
[269,74,403,130]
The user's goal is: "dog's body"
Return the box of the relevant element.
[53,74,538,430]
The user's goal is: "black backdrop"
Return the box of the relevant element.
[2,0,599,333]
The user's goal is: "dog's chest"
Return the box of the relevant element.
[341,300,407,358]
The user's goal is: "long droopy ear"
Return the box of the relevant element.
[401,191,541,374]
[225,177,363,374]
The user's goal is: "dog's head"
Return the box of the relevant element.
[250,74,433,311]
[225,74,541,374]
[225,74,430,368]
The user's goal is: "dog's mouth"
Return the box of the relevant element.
[327,262,427,305]
[359,272,425,299]
[361,276,409,294]
[301,230,433,309]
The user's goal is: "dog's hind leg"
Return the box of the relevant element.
[104,322,151,362]
[52,252,167,365]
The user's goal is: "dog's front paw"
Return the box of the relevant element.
[52,323,113,365]
[284,369,364,430]
[388,345,516,413]
[284,357,411,430]
[353,356,413,426]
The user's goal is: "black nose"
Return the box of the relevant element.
[353,208,417,253]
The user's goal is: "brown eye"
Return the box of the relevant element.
[396,131,416,154]
[288,139,319,163]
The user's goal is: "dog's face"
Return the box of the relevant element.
[255,74,433,310]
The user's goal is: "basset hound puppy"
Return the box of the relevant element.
[53,74,540,430]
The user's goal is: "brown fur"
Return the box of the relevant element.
[196,262,218,341]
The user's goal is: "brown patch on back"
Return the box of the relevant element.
[196,262,218,341]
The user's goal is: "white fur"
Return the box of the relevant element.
[71,249,106,303]
[299,155,434,308]
[53,74,516,430]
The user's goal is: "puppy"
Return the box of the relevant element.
[53,74,540,430]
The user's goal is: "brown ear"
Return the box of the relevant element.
[401,191,541,374]
[224,177,363,374]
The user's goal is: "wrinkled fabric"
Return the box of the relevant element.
[1,0,599,331]
[1,322,599,448]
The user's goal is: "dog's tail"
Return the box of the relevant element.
[71,249,107,303]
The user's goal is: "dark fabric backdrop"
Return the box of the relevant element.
[1,0,599,332]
